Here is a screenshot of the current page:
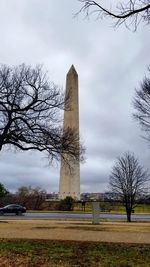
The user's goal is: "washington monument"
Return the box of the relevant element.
[59,65,80,200]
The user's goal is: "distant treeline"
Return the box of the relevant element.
[0,185,150,212]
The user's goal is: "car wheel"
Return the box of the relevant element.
[0,211,4,215]
[16,211,22,216]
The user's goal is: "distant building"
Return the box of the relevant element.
[81,192,104,201]
[103,192,119,201]
[46,193,59,201]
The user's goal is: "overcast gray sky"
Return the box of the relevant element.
[0,0,150,194]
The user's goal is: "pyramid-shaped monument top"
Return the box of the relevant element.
[67,65,78,76]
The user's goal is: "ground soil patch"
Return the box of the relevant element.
[0,220,150,243]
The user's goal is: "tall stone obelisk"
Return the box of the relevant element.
[59,65,80,200]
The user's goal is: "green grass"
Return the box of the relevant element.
[0,239,150,267]
[73,202,150,214]
[28,203,150,214]
[134,204,150,213]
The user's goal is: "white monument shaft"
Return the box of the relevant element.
[59,65,80,200]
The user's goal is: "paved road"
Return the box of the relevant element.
[0,212,150,221]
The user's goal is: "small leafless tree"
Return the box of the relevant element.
[76,0,150,30]
[109,152,149,222]
[0,64,83,164]
[15,186,47,210]
[133,67,150,141]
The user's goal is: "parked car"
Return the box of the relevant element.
[0,204,26,215]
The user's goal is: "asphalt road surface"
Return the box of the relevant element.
[0,212,150,221]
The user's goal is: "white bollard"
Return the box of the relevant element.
[92,201,100,224]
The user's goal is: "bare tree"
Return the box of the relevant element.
[0,64,83,164]
[15,186,47,210]
[109,152,149,222]
[0,183,8,198]
[77,0,150,30]
[133,67,150,141]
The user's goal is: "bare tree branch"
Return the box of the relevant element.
[76,0,150,30]
[0,64,84,165]
[133,67,150,141]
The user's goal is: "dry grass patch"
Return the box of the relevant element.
[0,220,150,244]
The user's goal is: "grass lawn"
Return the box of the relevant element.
[0,239,150,267]
[73,202,150,214]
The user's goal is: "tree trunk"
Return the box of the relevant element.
[126,209,131,222]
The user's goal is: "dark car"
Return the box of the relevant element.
[0,204,26,215]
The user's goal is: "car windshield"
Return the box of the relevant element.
[4,204,21,208]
